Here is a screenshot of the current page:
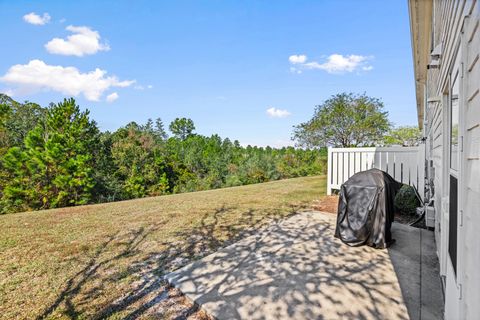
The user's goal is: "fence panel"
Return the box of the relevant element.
[327,146,424,196]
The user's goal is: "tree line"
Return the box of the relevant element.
[0,95,326,214]
[0,92,421,214]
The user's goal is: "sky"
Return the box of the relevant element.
[0,0,417,147]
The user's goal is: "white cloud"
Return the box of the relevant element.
[288,54,307,64]
[266,107,291,118]
[134,84,153,90]
[288,53,373,74]
[106,92,119,102]
[290,67,302,74]
[23,12,51,25]
[0,88,15,97]
[0,59,134,101]
[45,25,110,57]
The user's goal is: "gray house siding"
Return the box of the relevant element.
[409,0,480,318]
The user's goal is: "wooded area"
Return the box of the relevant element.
[0,95,326,214]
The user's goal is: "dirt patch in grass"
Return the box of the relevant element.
[312,195,339,214]
[0,175,326,319]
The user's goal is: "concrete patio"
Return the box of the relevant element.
[166,211,444,319]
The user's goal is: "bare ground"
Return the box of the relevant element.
[312,195,339,214]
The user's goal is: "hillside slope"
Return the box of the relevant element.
[0,175,326,319]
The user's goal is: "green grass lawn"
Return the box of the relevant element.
[0,175,326,319]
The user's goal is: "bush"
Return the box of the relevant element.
[394,184,420,215]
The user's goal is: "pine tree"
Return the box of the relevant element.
[155,118,168,140]
[1,98,99,213]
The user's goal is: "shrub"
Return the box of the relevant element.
[394,184,420,215]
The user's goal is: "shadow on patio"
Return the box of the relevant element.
[166,211,444,319]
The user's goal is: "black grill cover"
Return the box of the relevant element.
[334,168,402,249]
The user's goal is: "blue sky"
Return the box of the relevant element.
[0,0,416,147]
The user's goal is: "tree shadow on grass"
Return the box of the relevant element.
[36,203,305,319]
[36,226,158,320]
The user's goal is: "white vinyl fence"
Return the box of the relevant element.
[327,146,425,195]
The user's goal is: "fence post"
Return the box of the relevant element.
[327,147,332,195]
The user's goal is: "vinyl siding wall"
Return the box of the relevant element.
[426,1,480,318]
[461,1,480,318]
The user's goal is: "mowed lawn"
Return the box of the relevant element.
[0,175,326,319]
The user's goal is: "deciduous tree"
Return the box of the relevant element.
[293,93,391,147]
[383,125,422,146]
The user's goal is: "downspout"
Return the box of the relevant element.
[423,82,428,205]
[410,82,430,227]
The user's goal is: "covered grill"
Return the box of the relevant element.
[334,168,402,249]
